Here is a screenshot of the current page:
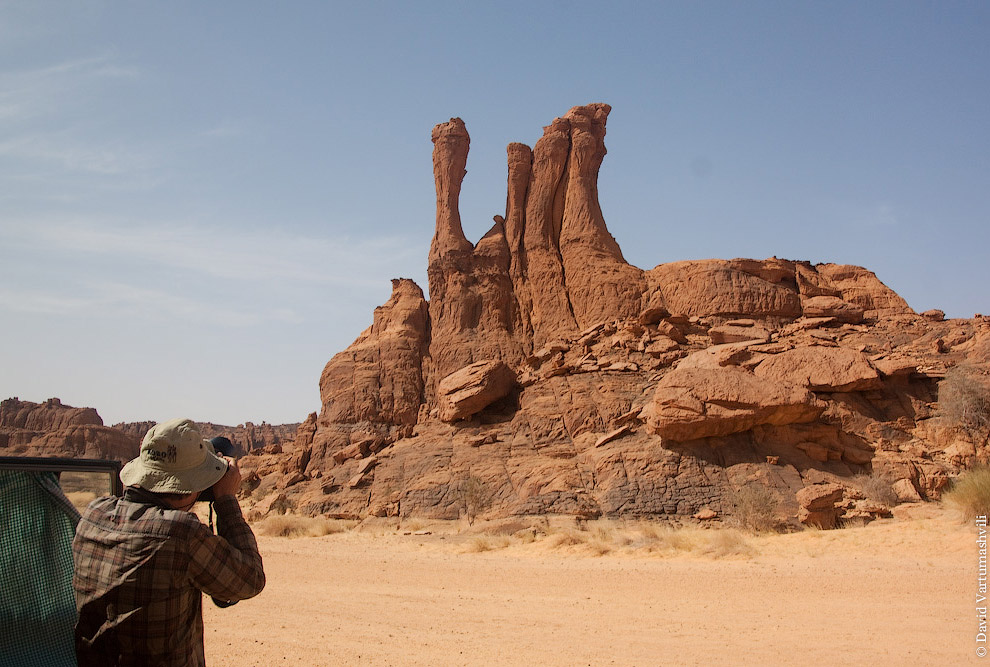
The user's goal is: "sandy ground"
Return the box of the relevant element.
[203,505,978,666]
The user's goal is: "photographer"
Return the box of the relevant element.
[72,418,265,667]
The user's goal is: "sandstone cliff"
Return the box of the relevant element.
[267,104,989,527]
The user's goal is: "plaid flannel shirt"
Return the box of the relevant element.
[72,492,265,666]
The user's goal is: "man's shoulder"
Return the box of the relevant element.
[78,496,209,540]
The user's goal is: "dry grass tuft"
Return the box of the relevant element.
[855,473,899,508]
[464,536,511,553]
[586,539,613,556]
[256,514,358,538]
[698,528,753,558]
[944,467,990,521]
[546,530,586,548]
[534,518,753,559]
[939,366,990,443]
[467,536,494,552]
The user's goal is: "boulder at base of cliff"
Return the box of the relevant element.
[795,483,845,529]
[437,361,517,422]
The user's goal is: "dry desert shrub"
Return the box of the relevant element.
[456,475,493,525]
[855,473,899,508]
[944,467,990,521]
[729,484,781,533]
[256,513,357,538]
[939,366,990,444]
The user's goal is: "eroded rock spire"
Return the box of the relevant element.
[429,118,473,264]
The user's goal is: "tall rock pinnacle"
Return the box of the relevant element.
[557,104,646,327]
[429,118,473,264]
[426,118,525,393]
[520,116,580,345]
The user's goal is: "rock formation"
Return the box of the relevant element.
[283,103,987,526]
[7,104,988,529]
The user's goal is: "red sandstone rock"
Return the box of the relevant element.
[643,366,824,441]
[556,105,646,330]
[795,483,845,529]
[814,264,913,318]
[437,361,517,422]
[801,295,864,324]
[279,92,972,521]
[318,278,429,427]
[709,324,771,345]
[892,478,923,503]
[646,260,802,321]
[753,345,882,392]
[1,397,102,431]
[0,398,138,462]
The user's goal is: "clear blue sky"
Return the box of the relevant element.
[1,1,987,425]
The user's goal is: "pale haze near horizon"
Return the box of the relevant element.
[1,2,987,426]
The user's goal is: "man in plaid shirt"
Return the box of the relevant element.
[72,418,266,666]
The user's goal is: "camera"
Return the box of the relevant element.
[202,436,240,608]
[199,437,236,503]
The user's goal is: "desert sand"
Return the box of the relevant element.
[203,505,977,666]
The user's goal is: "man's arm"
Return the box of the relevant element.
[186,460,266,602]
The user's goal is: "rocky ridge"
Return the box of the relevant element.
[0,397,298,462]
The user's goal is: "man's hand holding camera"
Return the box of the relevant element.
[210,457,242,500]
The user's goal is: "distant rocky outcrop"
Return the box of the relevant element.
[270,103,988,527]
[0,397,299,463]
[0,397,138,461]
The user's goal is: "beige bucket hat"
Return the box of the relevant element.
[120,418,229,494]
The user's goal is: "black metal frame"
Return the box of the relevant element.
[0,457,123,496]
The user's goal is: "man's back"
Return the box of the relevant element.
[73,492,264,667]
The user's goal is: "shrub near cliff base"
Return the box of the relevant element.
[944,467,990,521]
[729,484,781,533]
[939,366,990,445]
